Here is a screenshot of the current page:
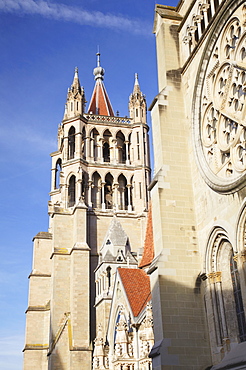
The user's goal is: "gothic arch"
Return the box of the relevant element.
[116,131,126,164]
[68,126,76,160]
[90,128,100,161]
[54,158,62,189]
[118,174,128,211]
[92,171,101,208]
[68,174,76,207]
[204,227,230,273]
[204,227,246,359]
[102,129,112,163]
[104,173,114,209]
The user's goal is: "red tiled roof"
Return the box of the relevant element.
[87,79,114,116]
[139,204,154,268]
[118,268,151,317]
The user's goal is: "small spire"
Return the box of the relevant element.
[72,66,81,91]
[133,72,140,93]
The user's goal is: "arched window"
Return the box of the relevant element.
[103,130,112,162]
[230,254,246,342]
[68,175,76,207]
[92,172,101,208]
[105,173,113,209]
[91,128,99,161]
[54,158,62,189]
[118,174,128,210]
[205,230,246,361]
[103,142,110,162]
[68,126,75,159]
[116,131,126,164]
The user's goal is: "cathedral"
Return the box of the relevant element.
[23,52,152,370]
[24,0,246,369]
[149,0,246,369]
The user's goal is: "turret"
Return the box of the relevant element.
[63,67,86,120]
[129,73,147,124]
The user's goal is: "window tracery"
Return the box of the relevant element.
[193,4,246,192]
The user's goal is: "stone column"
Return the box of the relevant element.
[51,167,56,191]
[114,183,119,210]
[86,136,90,160]
[76,132,82,158]
[127,185,132,212]
[125,141,130,165]
[101,182,106,211]
[88,180,92,207]
[188,26,197,49]
[208,272,223,345]
[195,15,203,38]
[64,137,68,161]
[214,272,228,339]
[98,138,103,163]
[112,139,117,164]
[202,4,209,27]
[210,0,215,16]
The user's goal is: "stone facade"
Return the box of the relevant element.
[23,56,151,369]
[149,0,246,369]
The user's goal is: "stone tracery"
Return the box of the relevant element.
[200,9,246,182]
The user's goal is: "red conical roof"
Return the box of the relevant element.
[87,52,114,116]
[87,79,114,116]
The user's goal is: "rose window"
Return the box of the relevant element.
[199,8,246,185]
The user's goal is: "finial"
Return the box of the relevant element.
[96,46,101,67]
[134,73,139,85]
[93,49,105,81]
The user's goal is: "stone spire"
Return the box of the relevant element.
[133,73,141,94]
[63,67,86,120]
[87,53,114,116]
[129,73,147,124]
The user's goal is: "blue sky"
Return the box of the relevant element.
[0,0,176,368]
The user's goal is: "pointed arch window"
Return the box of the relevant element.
[116,131,126,164]
[118,174,128,210]
[55,158,62,189]
[105,173,113,209]
[92,172,101,208]
[230,254,246,342]
[103,130,112,162]
[68,126,75,159]
[68,175,76,207]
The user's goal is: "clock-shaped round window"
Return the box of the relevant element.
[193,1,246,193]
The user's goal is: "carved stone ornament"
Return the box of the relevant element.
[193,0,246,193]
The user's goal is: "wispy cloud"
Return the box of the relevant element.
[0,334,24,370]
[0,123,56,154]
[0,0,151,35]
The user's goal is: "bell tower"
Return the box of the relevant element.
[23,54,151,370]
